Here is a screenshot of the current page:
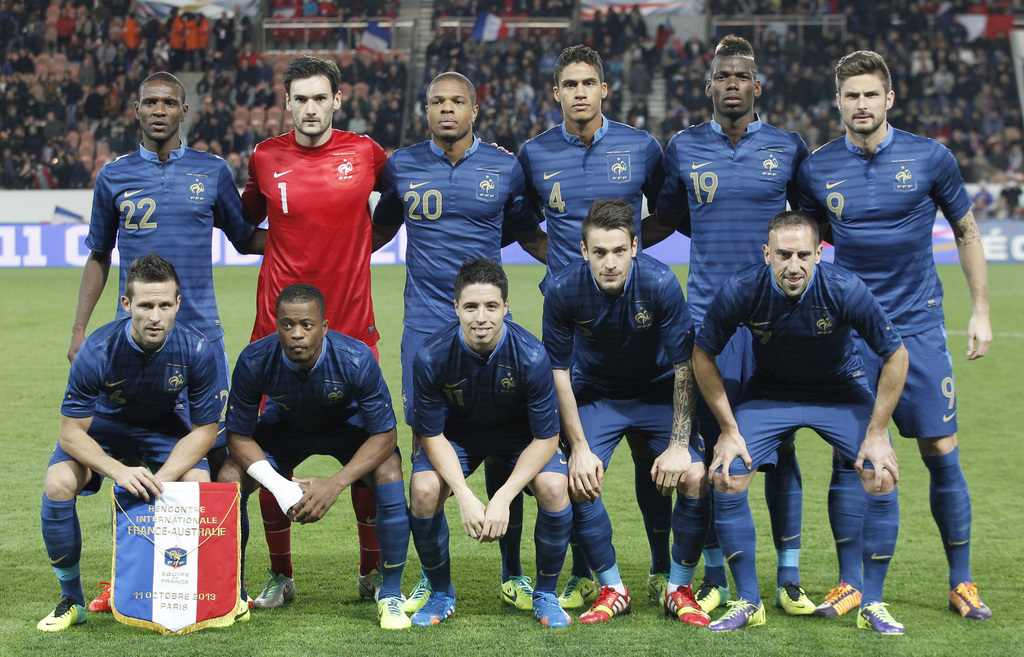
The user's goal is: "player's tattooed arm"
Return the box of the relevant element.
[950,209,992,359]
[670,360,695,449]
[949,209,980,247]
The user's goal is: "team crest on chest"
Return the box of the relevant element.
[815,310,835,336]
[499,367,517,394]
[607,154,631,183]
[892,163,917,192]
[477,169,499,201]
[165,364,186,393]
[761,155,780,177]
[325,380,347,404]
[632,303,653,331]
[187,173,208,203]
[322,151,367,189]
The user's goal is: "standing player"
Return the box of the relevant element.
[543,199,709,625]
[66,71,263,613]
[218,284,411,629]
[798,50,993,620]
[242,55,386,608]
[407,258,572,628]
[518,43,671,609]
[39,254,226,631]
[371,72,547,612]
[644,35,813,615]
[694,211,908,633]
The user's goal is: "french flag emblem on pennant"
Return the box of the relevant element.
[110,482,244,634]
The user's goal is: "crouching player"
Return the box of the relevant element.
[408,258,572,628]
[39,253,222,631]
[218,284,411,629]
[694,211,908,633]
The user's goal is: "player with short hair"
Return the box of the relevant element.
[519,43,671,609]
[67,71,264,612]
[543,199,707,625]
[242,55,387,608]
[218,284,410,629]
[798,50,993,620]
[644,34,813,616]
[407,258,572,628]
[372,71,547,612]
[694,211,908,633]
[39,253,225,631]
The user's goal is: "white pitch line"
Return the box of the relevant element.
[946,331,1024,339]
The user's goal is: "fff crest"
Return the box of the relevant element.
[164,546,188,568]
[188,178,206,203]
[762,156,779,175]
[893,165,917,191]
[815,314,835,336]
[477,171,499,200]
[607,154,632,183]
[632,304,653,331]
[166,368,185,392]
[500,369,517,393]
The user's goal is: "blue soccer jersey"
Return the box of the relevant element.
[543,252,694,397]
[518,117,665,277]
[62,318,221,428]
[412,321,560,445]
[797,128,972,335]
[696,261,903,402]
[227,330,397,438]
[86,145,254,341]
[658,118,809,324]
[373,139,537,331]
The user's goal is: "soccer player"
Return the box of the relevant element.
[519,43,670,609]
[66,71,263,613]
[407,258,572,628]
[798,50,993,620]
[242,55,386,608]
[644,35,813,615]
[543,199,708,625]
[218,284,411,629]
[371,71,547,613]
[694,211,908,633]
[39,254,225,631]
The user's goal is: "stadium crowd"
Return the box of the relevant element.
[2,0,1023,214]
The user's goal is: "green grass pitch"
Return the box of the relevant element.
[1,264,1021,656]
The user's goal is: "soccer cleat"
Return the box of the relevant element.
[358,569,382,600]
[37,596,87,632]
[533,591,571,627]
[709,599,766,632]
[557,575,598,609]
[579,585,631,624]
[857,602,905,634]
[402,575,433,614]
[647,572,669,603]
[949,582,993,619]
[775,580,815,615]
[664,585,711,626]
[253,569,296,609]
[695,578,731,613]
[501,575,534,610]
[88,581,112,612]
[377,595,412,629]
[410,592,456,626]
[234,596,251,623]
[813,580,862,617]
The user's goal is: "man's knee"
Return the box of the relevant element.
[43,461,88,501]
[532,473,570,511]
[409,471,445,517]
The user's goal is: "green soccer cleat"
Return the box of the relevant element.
[695,577,731,613]
[377,595,412,629]
[857,602,905,634]
[647,572,669,603]
[709,599,766,632]
[402,575,433,614]
[37,596,87,632]
[557,575,598,609]
[775,580,815,615]
[501,575,534,610]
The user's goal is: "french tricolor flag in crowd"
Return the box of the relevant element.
[112,482,241,634]
[471,12,510,41]
[358,21,391,53]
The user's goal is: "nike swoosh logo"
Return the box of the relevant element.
[748,321,771,327]
[947,539,969,546]
[835,538,852,544]
[725,551,742,562]
[104,379,127,387]
[49,554,68,565]
[409,181,429,189]
[781,534,800,542]
[559,459,567,465]
[383,561,405,569]
[123,189,144,197]
[538,571,560,578]
[543,171,563,180]
[681,559,700,567]
[691,161,713,169]
[273,170,293,178]
[825,180,847,189]
[870,553,892,561]
[943,411,956,422]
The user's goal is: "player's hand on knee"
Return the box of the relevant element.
[710,430,750,489]
[114,465,164,501]
[568,449,603,500]
[856,438,899,493]
[651,444,692,496]
[289,476,343,524]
